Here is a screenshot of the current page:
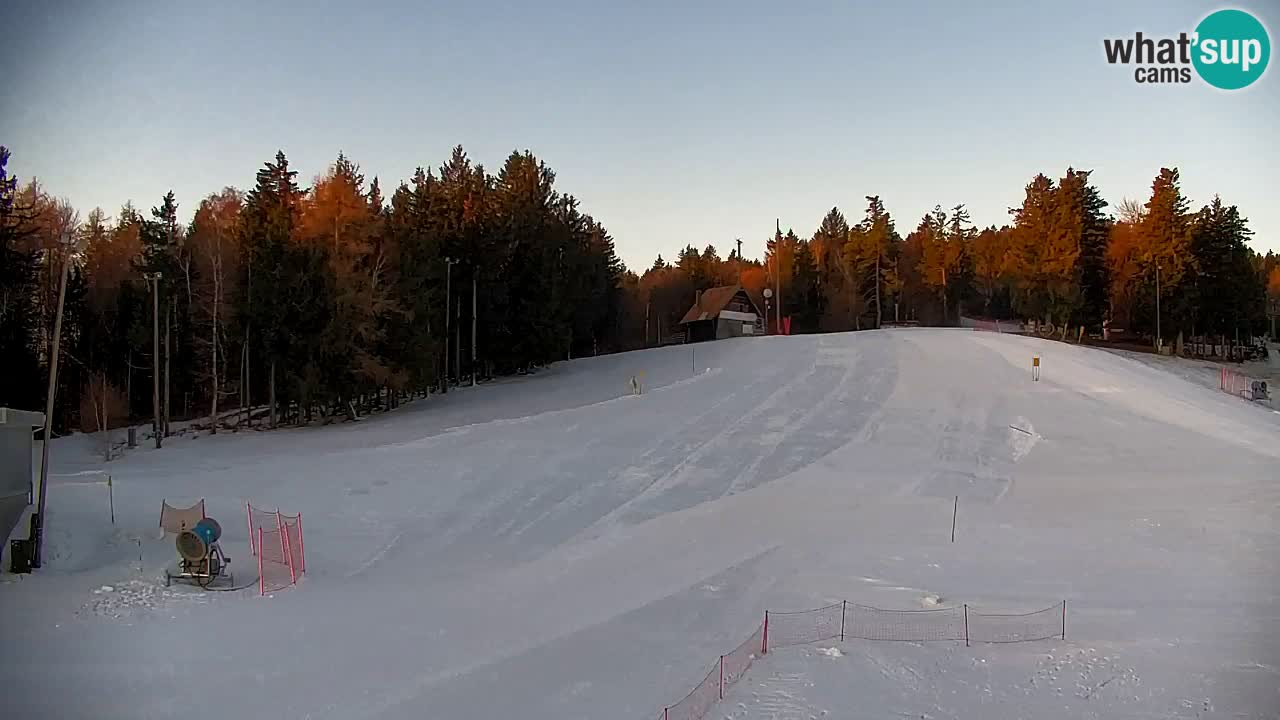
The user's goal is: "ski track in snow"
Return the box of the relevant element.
[3,330,1279,720]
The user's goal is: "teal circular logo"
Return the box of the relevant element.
[1192,9,1270,89]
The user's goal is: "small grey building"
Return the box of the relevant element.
[679,285,764,343]
[0,408,43,552]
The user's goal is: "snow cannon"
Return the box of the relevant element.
[167,517,232,589]
[176,517,222,562]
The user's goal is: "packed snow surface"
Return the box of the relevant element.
[1,329,1277,719]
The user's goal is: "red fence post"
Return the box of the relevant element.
[257,527,265,596]
[296,513,306,573]
[719,654,725,700]
[761,612,769,655]
[963,604,970,647]
[274,511,287,565]
[840,600,847,642]
[1061,599,1067,639]
[282,521,296,585]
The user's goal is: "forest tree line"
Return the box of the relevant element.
[2,145,1278,438]
[1,145,625,436]
[636,167,1278,347]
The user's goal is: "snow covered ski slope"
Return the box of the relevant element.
[1,329,1277,719]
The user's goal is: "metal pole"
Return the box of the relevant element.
[840,600,847,641]
[964,604,970,647]
[151,274,162,448]
[471,270,477,386]
[875,244,881,329]
[1155,264,1161,350]
[32,242,73,568]
[951,495,958,542]
[761,611,769,654]
[163,302,171,436]
[443,259,452,394]
[645,299,651,347]
[775,253,782,335]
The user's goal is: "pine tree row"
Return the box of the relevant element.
[2,146,1277,441]
[0,146,624,437]
[633,167,1276,343]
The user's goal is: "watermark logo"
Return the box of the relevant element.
[1103,8,1270,89]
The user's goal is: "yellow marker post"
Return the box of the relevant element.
[1032,355,1041,382]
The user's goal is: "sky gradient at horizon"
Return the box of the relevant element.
[2,0,1277,270]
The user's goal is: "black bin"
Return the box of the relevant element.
[9,538,32,574]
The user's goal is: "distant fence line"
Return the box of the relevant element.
[658,599,1066,720]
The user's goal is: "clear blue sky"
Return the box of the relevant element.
[2,0,1277,270]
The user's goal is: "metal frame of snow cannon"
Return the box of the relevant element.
[165,517,233,589]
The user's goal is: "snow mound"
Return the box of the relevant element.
[77,578,210,619]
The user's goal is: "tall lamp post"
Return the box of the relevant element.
[1155,263,1162,351]
[471,268,478,387]
[443,257,456,394]
[763,288,773,335]
[33,218,81,568]
[144,272,163,447]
